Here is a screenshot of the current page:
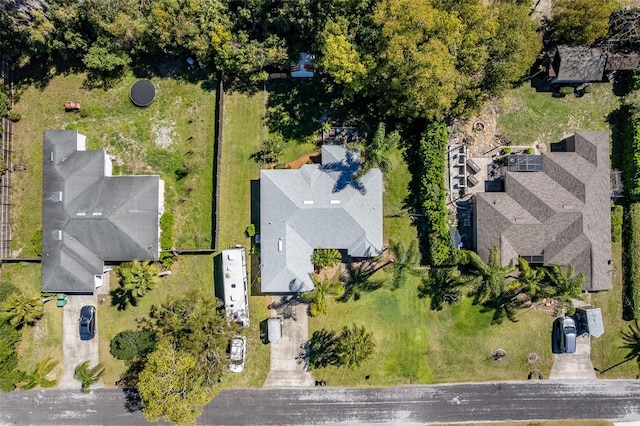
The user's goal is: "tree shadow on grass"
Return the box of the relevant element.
[265,79,329,142]
[110,288,137,311]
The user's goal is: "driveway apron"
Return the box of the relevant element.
[58,294,100,389]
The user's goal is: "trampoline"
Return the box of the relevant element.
[129,79,156,107]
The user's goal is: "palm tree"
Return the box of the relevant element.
[74,361,105,393]
[544,264,585,313]
[418,266,471,311]
[516,257,548,301]
[119,259,161,299]
[308,329,339,369]
[19,357,59,390]
[311,249,342,271]
[354,122,400,180]
[299,275,343,316]
[334,324,375,368]
[598,320,640,374]
[0,293,44,328]
[340,260,383,302]
[464,247,517,305]
[387,240,420,290]
[622,320,640,365]
[479,287,528,325]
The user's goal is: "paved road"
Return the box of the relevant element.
[2,381,640,425]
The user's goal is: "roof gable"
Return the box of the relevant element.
[475,131,612,291]
[42,130,161,293]
[260,146,382,293]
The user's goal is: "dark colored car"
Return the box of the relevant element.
[555,316,577,353]
[79,305,96,341]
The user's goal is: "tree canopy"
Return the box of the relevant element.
[143,290,233,386]
[552,0,615,45]
[138,338,211,425]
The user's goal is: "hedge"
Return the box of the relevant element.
[418,122,451,265]
[624,203,640,320]
[621,103,640,202]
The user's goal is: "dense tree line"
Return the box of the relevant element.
[1,0,542,122]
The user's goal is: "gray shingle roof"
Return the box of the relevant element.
[475,131,612,291]
[42,130,162,293]
[260,145,383,293]
[553,46,606,84]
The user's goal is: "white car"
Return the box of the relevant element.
[229,336,247,373]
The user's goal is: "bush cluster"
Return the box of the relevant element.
[159,212,174,251]
[418,123,451,265]
[110,330,157,361]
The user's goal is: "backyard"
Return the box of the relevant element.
[1,69,637,391]
[9,71,216,254]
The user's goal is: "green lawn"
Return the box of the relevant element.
[2,263,64,379]
[98,255,215,386]
[10,72,215,254]
[496,83,619,146]
[590,241,639,378]
[309,145,554,385]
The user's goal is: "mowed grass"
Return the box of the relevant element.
[590,241,638,378]
[10,71,215,254]
[309,145,554,385]
[496,83,619,146]
[2,263,64,379]
[98,255,214,386]
[219,85,324,386]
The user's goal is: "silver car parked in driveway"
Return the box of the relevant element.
[556,316,577,353]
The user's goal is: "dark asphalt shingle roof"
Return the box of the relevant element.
[42,130,162,293]
[553,46,606,84]
[475,131,612,291]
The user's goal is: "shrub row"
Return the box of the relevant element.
[418,122,451,266]
[621,103,640,202]
[624,203,640,319]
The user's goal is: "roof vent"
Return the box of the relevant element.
[278,238,283,252]
[57,191,63,202]
[562,205,574,210]
[76,211,86,217]
[56,230,62,240]
[330,200,341,204]
[92,211,102,216]
[303,200,314,205]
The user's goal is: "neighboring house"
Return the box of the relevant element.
[221,246,250,327]
[474,131,612,291]
[549,45,639,85]
[42,130,164,294]
[290,52,315,78]
[260,145,383,293]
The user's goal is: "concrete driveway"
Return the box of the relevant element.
[549,333,596,380]
[263,297,315,387]
[58,294,100,389]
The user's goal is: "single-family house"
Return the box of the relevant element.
[474,131,612,291]
[42,130,164,294]
[549,45,639,85]
[259,144,383,293]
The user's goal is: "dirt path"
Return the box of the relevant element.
[285,151,321,169]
